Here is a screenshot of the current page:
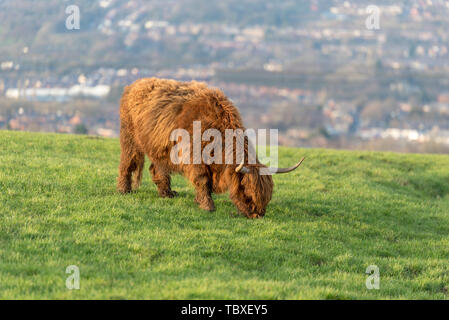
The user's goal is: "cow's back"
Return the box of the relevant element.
[121,78,244,161]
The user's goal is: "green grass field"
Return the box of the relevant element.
[1,130,449,299]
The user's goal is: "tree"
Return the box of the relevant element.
[74,123,88,135]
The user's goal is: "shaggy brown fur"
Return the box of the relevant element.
[117,78,273,218]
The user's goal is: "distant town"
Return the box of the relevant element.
[1,0,449,153]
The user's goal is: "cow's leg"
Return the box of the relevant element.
[186,166,215,211]
[117,150,144,194]
[131,152,145,190]
[150,162,177,198]
[117,124,144,193]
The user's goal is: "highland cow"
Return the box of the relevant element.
[117,78,303,218]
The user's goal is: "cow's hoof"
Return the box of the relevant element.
[159,190,178,198]
[199,200,215,212]
[117,188,132,194]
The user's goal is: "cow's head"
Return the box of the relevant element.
[228,158,305,218]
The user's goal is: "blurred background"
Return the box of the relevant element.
[1,0,449,153]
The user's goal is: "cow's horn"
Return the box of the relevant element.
[269,157,305,174]
[235,161,250,173]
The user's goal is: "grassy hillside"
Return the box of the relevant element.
[0,130,449,299]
